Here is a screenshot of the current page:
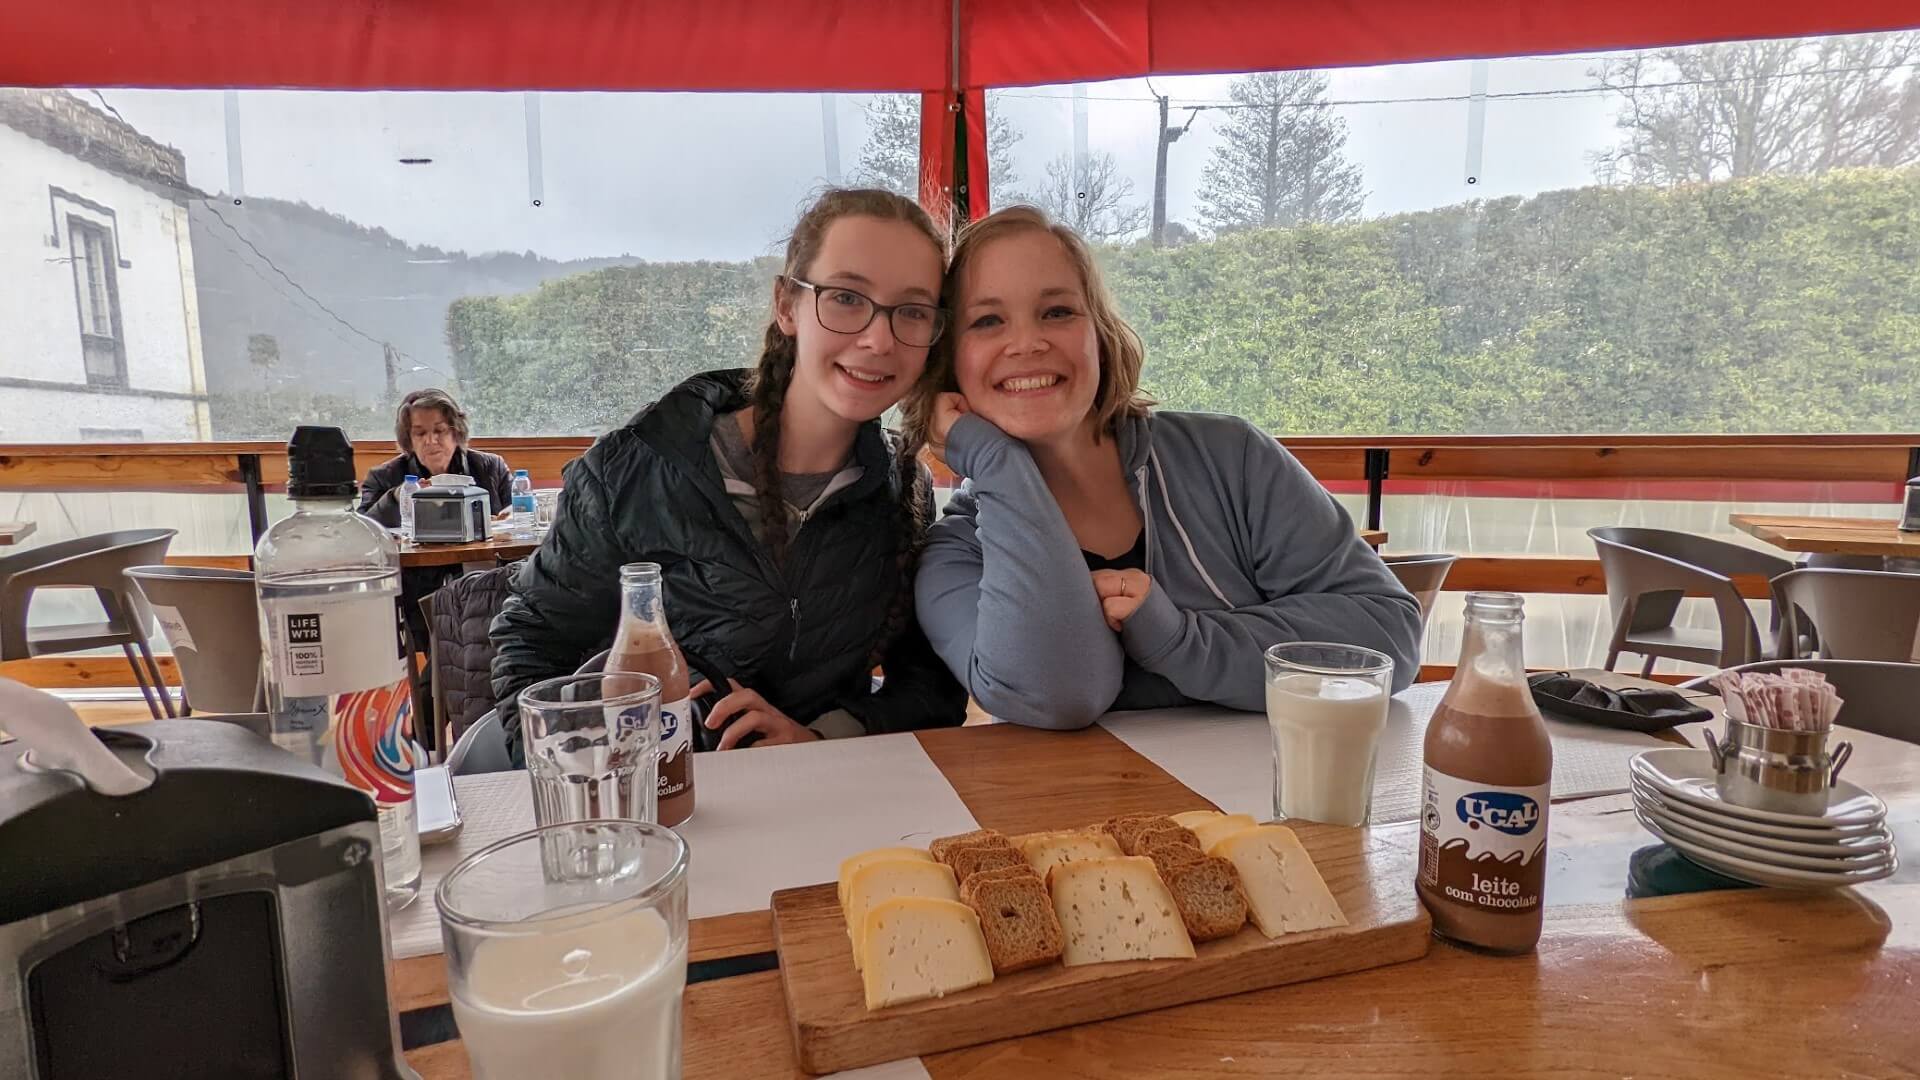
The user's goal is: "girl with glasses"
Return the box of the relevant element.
[492,189,965,762]
[903,206,1421,729]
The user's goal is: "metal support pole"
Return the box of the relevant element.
[1364,448,1389,532]
[239,453,268,543]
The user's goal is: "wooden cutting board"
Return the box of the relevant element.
[770,821,1432,1074]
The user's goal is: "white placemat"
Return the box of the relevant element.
[389,733,980,960]
[1099,682,1672,826]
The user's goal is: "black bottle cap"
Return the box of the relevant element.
[286,426,359,499]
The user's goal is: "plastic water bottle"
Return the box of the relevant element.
[398,474,420,541]
[510,468,536,536]
[255,426,421,911]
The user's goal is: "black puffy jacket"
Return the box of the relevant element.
[490,370,965,761]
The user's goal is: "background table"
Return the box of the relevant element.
[395,534,538,568]
[1731,512,1920,559]
[398,674,1919,1079]
[0,522,35,545]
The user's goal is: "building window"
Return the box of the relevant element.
[68,215,127,387]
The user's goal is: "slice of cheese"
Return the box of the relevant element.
[1170,810,1225,830]
[1049,856,1196,967]
[1212,825,1347,939]
[1192,813,1258,854]
[838,847,934,906]
[861,897,995,1010]
[843,859,959,971]
[1017,829,1124,881]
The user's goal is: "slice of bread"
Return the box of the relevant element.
[1170,809,1225,830]
[958,867,1064,974]
[1125,823,1201,857]
[1162,855,1250,942]
[948,844,1027,884]
[960,863,1043,895]
[1140,840,1207,879]
[930,829,1013,863]
[1101,815,1179,854]
[1049,856,1195,966]
[1017,829,1124,880]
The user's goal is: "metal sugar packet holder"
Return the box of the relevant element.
[1702,672,1851,817]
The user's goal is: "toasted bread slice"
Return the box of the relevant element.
[1125,823,1201,857]
[959,867,1064,974]
[1162,855,1250,942]
[948,844,1027,884]
[929,829,1013,863]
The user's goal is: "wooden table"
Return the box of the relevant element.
[1731,513,1920,559]
[400,675,1920,1079]
[0,521,35,545]
[1359,528,1387,549]
[395,534,539,568]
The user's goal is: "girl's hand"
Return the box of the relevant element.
[694,678,821,750]
[929,392,973,459]
[1090,569,1152,632]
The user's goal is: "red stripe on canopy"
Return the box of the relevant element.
[5,0,1918,92]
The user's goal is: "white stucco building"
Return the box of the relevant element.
[0,89,210,441]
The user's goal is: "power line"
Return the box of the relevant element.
[994,59,1920,111]
[198,198,405,359]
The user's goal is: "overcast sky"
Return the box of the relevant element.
[94,52,1626,264]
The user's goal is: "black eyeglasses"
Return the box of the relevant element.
[785,277,948,348]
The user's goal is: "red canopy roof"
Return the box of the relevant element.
[5,0,1918,91]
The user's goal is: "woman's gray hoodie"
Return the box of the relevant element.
[915,410,1422,729]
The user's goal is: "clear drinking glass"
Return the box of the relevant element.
[534,488,560,530]
[1264,642,1395,827]
[437,821,690,1080]
[520,672,662,828]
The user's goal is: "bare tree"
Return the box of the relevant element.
[1591,33,1920,185]
[1030,151,1148,242]
[1196,70,1365,234]
[854,94,1025,208]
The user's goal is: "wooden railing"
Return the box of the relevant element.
[2,432,1915,687]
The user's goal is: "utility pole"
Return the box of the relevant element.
[1152,94,1204,247]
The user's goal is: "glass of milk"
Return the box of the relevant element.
[1264,642,1395,828]
[437,820,690,1080]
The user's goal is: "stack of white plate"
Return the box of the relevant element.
[1630,747,1898,888]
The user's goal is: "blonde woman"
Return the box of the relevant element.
[904,207,1420,729]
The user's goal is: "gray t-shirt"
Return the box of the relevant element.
[710,410,853,545]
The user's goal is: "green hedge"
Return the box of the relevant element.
[449,169,1920,436]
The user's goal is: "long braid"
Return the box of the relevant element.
[746,318,797,566]
[867,419,932,669]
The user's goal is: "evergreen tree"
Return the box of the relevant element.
[1196,70,1365,234]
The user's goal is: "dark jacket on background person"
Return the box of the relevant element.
[358,445,512,528]
[490,369,966,764]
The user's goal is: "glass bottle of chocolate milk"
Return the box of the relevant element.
[1416,591,1551,953]
[608,562,695,827]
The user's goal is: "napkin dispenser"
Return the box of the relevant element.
[411,482,492,543]
[0,720,415,1079]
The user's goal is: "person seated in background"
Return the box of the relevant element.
[357,387,511,527]
[904,206,1422,730]
[358,388,512,745]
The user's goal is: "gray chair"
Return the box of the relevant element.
[124,565,265,715]
[445,707,514,775]
[1679,659,1920,745]
[1773,568,1920,663]
[0,529,178,719]
[1588,526,1792,676]
[1381,553,1457,630]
